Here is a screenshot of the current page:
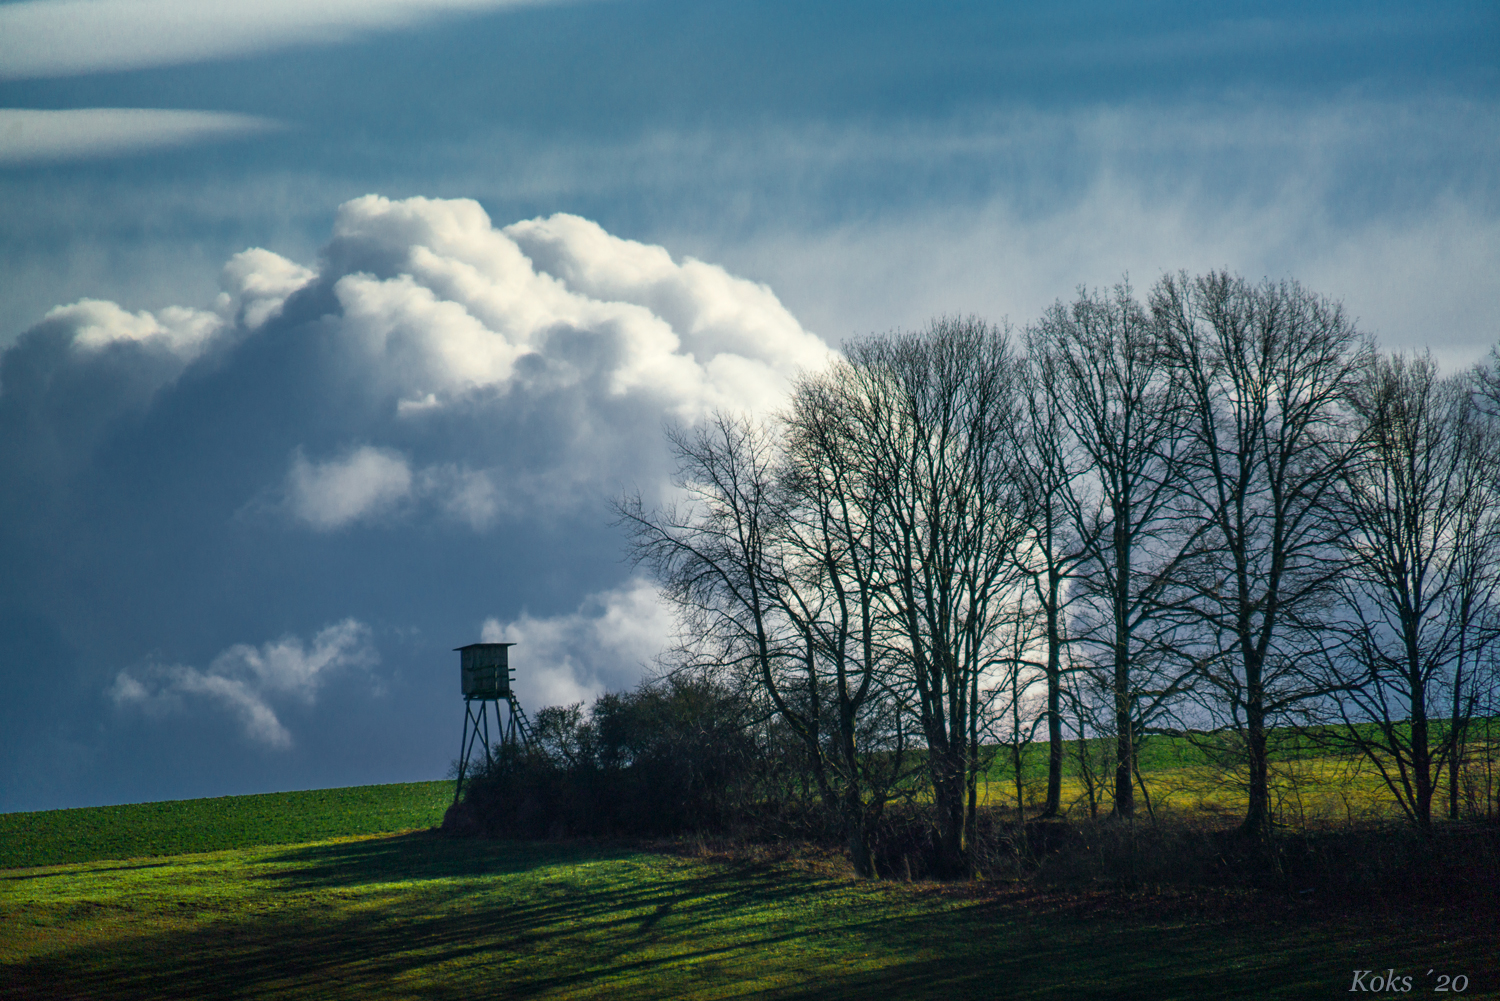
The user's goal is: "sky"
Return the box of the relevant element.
[0,0,1495,812]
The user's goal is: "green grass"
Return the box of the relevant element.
[981,718,1500,784]
[3,833,1494,1000]
[3,779,1496,998]
[0,781,452,869]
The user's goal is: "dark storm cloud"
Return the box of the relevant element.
[0,195,831,811]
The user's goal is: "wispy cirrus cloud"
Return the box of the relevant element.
[0,0,577,79]
[0,108,283,164]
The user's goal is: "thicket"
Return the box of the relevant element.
[452,270,1500,883]
[445,678,761,838]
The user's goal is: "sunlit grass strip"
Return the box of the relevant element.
[2,833,1488,1000]
[973,727,1500,823]
[971,757,1408,823]
[0,781,452,869]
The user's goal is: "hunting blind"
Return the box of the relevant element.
[452,642,534,802]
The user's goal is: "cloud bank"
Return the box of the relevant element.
[4,193,828,493]
[0,194,829,807]
[307,195,828,417]
[641,97,1500,367]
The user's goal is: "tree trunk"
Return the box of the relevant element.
[1044,674,1063,817]
[1113,502,1135,818]
[1240,649,1269,837]
[936,749,968,876]
[1241,701,1269,837]
[845,783,873,878]
[1042,569,1064,817]
[967,658,981,857]
[1113,625,1135,817]
[1113,688,1135,817]
[1450,637,1466,821]
[1078,729,1098,819]
[1412,691,1434,835]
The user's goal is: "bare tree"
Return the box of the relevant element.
[616,416,835,818]
[986,591,1050,827]
[619,412,913,876]
[1151,271,1368,837]
[821,316,1028,875]
[1330,353,1500,833]
[1458,351,1500,818]
[781,376,915,875]
[1444,396,1500,820]
[1033,282,1198,818]
[1013,333,1097,817]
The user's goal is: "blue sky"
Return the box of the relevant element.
[1,0,1496,811]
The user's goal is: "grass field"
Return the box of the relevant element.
[974,725,1500,825]
[3,766,1497,999]
[4,830,1494,1000]
[972,747,1404,824]
[0,781,452,869]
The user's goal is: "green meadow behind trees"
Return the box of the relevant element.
[3,777,1497,1000]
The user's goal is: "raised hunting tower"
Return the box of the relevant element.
[453,642,534,802]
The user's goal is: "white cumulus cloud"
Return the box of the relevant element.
[325,194,834,418]
[9,195,834,545]
[35,244,313,368]
[202,194,834,533]
[478,578,675,709]
[217,248,318,330]
[111,619,376,748]
[53,298,225,360]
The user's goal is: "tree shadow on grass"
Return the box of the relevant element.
[252,830,644,887]
[2,860,177,882]
[755,901,1499,1001]
[8,837,1494,1001]
[4,837,845,1001]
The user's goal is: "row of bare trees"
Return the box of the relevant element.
[618,271,1500,875]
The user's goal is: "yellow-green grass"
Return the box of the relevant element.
[0,781,452,869]
[3,833,1494,1000]
[971,756,1408,824]
[974,726,1500,825]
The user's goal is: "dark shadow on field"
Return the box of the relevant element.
[4,837,839,1001]
[252,830,642,886]
[748,913,1499,1001]
[2,861,176,882]
[5,835,1495,1001]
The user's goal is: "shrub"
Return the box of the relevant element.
[444,675,767,838]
